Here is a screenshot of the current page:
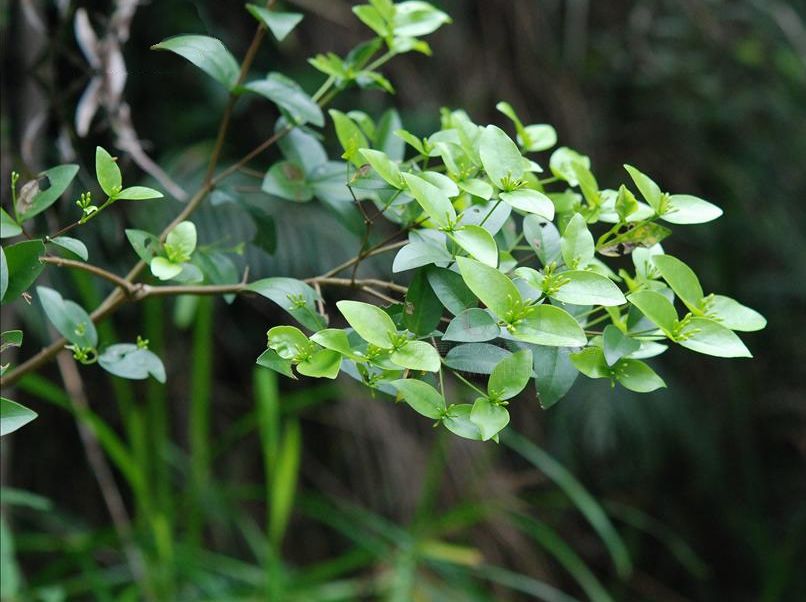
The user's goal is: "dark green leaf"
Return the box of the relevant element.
[1,397,37,437]
[404,269,442,336]
[249,278,325,331]
[15,165,79,221]
[443,308,499,342]
[49,236,88,261]
[245,73,324,127]
[1,240,45,303]
[246,4,303,41]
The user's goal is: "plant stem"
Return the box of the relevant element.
[450,369,487,397]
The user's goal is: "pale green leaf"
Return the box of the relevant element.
[707,295,766,332]
[99,344,166,382]
[513,304,586,347]
[49,236,88,261]
[652,254,704,311]
[336,300,397,348]
[391,378,445,419]
[246,4,303,41]
[1,397,37,437]
[552,270,626,306]
[152,34,239,89]
[402,172,456,228]
[245,72,324,127]
[36,286,97,348]
[115,186,163,201]
[488,349,533,400]
[677,317,752,358]
[456,257,521,321]
[623,164,662,212]
[661,194,722,224]
[500,189,555,219]
[443,308,499,342]
[613,358,665,392]
[297,349,342,379]
[453,225,498,267]
[627,291,678,336]
[390,340,440,372]
[95,146,122,197]
[479,125,525,188]
[470,397,509,441]
[561,213,594,269]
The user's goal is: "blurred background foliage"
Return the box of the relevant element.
[1,0,805,600]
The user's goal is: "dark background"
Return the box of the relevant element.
[1,0,805,600]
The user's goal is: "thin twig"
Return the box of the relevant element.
[40,256,135,293]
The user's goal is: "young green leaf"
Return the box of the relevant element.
[706,295,766,332]
[336,300,397,348]
[310,329,361,359]
[561,213,594,269]
[453,225,498,267]
[470,397,509,441]
[499,189,555,219]
[662,194,722,224]
[36,287,97,348]
[125,229,161,262]
[443,308,499,342]
[95,146,122,197]
[359,148,404,188]
[488,349,533,400]
[150,257,183,281]
[330,110,370,167]
[1,397,38,437]
[393,1,452,37]
[297,349,342,379]
[246,4,303,41]
[479,125,525,188]
[0,247,6,301]
[652,255,704,311]
[551,271,626,306]
[627,291,678,336]
[513,305,587,347]
[99,344,166,383]
[623,164,663,212]
[152,34,240,89]
[549,147,590,186]
[402,172,456,228]
[267,325,310,359]
[390,340,440,372]
[256,348,295,379]
[570,347,611,379]
[456,257,521,320]
[442,404,483,440]
[391,378,446,419]
[677,317,752,358]
[115,186,163,201]
[165,221,197,262]
[245,73,324,127]
[613,358,666,392]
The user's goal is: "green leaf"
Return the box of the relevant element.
[1,398,37,437]
[1,240,45,303]
[456,257,521,320]
[353,5,389,37]
[95,147,122,197]
[523,215,561,266]
[49,236,88,261]
[297,349,342,379]
[443,308,499,342]
[470,397,509,441]
[402,172,456,228]
[393,237,452,272]
[1,330,23,353]
[245,73,324,127]
[531,345,579,409]
[267,325,310,359]
[150,257,183,281]
[677,317,752,358]
[115,186,163,201]
[551,270,625,307]
[395,128,427,155]
[426,266,477,315]
[561,213,594,269]
[602,325,640,366]
[403,269,442,336]
[661,194,722,224]
[499,189,555,219]
[443,404,483,440]
[707,295,766,332]
[479,125,525,188]
[165,221,197,262]
[310,329,361,359]
[444,343,511,375]
[330,110,369,167]
[458,178,493,200]
[246,4,303,41]
[36,286,97,348]
[652,255,703,311]
[262,161,312,201]
[573,163,600,207]
[453,225,498,267]
[152,34,240,89]
[375,109,405,160]
[570,347,610,379]
[419,171,459,197]
[256,348,295,379]
[521,124,557,152]
[390,340,440,372]
[549,147,590,186]
[0,209,21,238]
[359,148,404,188]
[393,1,452,37]
[623,164,662,212]
[627,291,677,336]
[391,378,445,419]
[249,278,325,331]
[615,185,639,221]
[99,344,166,382]
[336,300,397,348]
[15,165,79,221]
[613,359,665,392]
[488,349,532,400]
[125,229,161,262]
[513,305,587,347]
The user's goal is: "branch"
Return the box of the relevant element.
[40,256,136,293]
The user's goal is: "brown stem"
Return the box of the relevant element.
[320,240,408,278]
[40,256,136,293]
